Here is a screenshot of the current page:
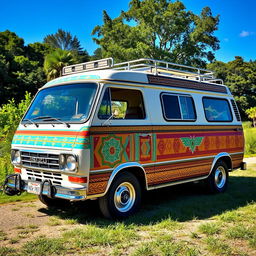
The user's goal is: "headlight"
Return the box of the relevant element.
[66,155,77,171]
[59,154,77,172]
[11,150,21,165]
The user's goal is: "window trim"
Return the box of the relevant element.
[202,96,233,123]
[97,86,147,120]
[160,92,197,122]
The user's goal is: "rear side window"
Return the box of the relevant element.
[161,93,196,121]
[203,97,233,122]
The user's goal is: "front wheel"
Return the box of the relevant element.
[205,160,229,193]
[99,173,141,219]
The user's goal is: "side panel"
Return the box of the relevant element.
[87,125,244,195]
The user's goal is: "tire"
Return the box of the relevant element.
[99,172,141,219]
[38,194,69,208]
[205,160,229,193]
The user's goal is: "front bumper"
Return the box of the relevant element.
[6,176,87,200]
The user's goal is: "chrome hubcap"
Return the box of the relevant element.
[214,166,226,189]
[114,182,136,213]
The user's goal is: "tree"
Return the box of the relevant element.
[44,48,75,81]
[0,30,46,105]
[92,0,219,66]
[208,57,256,120]
[246,107,256,127]
[26,42,52,66]
[44,29,83,52]
[91,48,103,60]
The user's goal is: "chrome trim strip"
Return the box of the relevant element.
[143,155,214,167]
[147,175,208,190]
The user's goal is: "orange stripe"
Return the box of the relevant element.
[15,130,89,136]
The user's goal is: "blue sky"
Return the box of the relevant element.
[1,0,256,63]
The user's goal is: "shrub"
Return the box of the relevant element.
[242,121,252,129]
[244,128,256,155]
[0,93,32,184]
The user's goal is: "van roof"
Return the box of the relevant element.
[44,58,230,95]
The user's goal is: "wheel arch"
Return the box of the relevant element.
[104,162,148,196]
[209,152,232,176]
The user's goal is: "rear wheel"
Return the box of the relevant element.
[206,160,229,193]
[99,173,141,219]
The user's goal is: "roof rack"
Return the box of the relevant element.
[62,57,223,85]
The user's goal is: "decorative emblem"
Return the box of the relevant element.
[29,156,48,164]
[180,136,204,153]
[100,135,123,167]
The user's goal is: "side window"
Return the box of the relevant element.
[98,87,145,119]
[98,88,112,119]
[161,93,196,121]
[203,97,233,122]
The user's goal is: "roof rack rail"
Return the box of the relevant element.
[62,57,222,85]
[62,58,113,76]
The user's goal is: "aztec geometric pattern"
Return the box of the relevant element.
[88,125,244,195]
[99,135,123,167]
[180,136,204,153]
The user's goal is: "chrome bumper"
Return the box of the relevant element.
[6,178,87,201]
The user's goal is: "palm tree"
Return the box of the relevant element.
[43,29,82,52]
[44,48,74,81]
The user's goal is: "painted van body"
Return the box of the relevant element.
[5,58,245,218]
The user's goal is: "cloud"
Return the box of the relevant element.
[224,38,229,42]
[239,30,255,37]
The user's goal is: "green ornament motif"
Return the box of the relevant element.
[180,136,204,153]
[100,135,123,167]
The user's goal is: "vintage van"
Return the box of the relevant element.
[4,58,246,218]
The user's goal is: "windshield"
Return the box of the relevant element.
[23,83,97,123]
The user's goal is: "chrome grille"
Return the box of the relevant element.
[26,169,62,185]
[21,151,59,170]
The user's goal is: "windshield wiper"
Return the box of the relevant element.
[32,116,52,120]
[40,117,71,128]
[23,119,39,128]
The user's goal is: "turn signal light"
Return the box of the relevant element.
[14,168,21,173]
[68,176,87,183]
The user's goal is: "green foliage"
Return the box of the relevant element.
[246,107,256,127]
[0,93,32,183]
[44,29,83,52]
[244,128,256,155]
[0,92,32,140]
[44,48,75,81]
[0,30,47,105]
[92,0,219,66]
[242,121,252,129]
[208,57,256,119]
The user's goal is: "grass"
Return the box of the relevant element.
[198,222,221,235]
[0,191,36,204]
[0,168,256,255]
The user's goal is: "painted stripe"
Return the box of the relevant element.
[15,130,89,136]
[101,80,230,97]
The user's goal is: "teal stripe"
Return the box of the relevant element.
[46,75,100,86]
